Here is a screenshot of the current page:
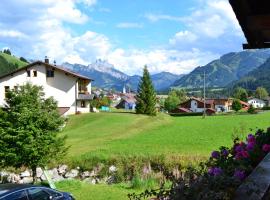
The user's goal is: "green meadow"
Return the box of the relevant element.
[58,111,270,200]
[62,111,270,161]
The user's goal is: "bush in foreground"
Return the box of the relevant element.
[129,128,270,200]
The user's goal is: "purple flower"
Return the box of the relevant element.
[235,145,243,153]
[208,167,214,175]
[221,149,229,157]
[262,144,270,152]
[247,134,256,143]
[213,167,223,176]
[246,142,255,151]
[208,167,222,176]
[241,151,249,158]
[235,152,242,160]
[234,170,246,180]
[211,151,220,159]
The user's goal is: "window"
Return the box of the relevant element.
[28,188,51,200]
[14,86,19,91]
[44,188,62,199]
[46,70,54,77]
[2,190,28,200]
[33,70,37,77]
[81,100,86,108]
[4,86,10,98]
[27,70,31,77]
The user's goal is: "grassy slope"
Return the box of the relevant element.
[0,52,28,75]
[62,112,270,161]
[0,52,27,66]
[56,180,137,200]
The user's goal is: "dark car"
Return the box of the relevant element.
[0,184,75,200]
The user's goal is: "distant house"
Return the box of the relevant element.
[180,97,215,113]
[116,93,136,110]
[0,58,93,115]
[239,100,250,110]
[264,97,270,107]
[212,98,233,112]
[248,97,266,108]
[171,107,192,113]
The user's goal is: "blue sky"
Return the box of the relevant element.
[0,0,246,75]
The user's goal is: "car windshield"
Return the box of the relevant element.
[0,190,9,195]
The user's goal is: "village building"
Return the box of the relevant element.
[0,58,93,115]
[179,97,215,113]
[248,97,266,108]
[213,98,233,112]
[239,100,250,110]
[115,93,136,110]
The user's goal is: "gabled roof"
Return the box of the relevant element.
[0,61,93,81]
[240,100,250,107]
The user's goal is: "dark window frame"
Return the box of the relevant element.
[4,86,10,98]
[81,100,86,108]
[27,70,31,77]
[46,70,54,77]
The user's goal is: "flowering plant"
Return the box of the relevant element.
[207,128,270,181]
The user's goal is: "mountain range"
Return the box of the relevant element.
[173,49,270,89]
[1,49,270,93]
[231,57,270,92]
[63,60,183,92]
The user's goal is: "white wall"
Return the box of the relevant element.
[190,100,204,113]
[248,98,266,108]
[0,63,91,115]
[215,105,229,112]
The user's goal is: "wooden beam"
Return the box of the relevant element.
[247,15,270,30]
[243,42,270,49]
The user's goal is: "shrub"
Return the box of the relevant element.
[170,112,203,117]
[247,105,256,114]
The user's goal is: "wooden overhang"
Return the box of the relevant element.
[229,0,270,49]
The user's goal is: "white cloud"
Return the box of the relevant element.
[47,1,89,24]
[0,30,26,38]
[169,31,198,45]
[0,0,246,76]
[107,48,218,75]
[116,22,143,29]
[144,13,182,22]
[77,0,97,6]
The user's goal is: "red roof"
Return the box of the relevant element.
[240,101,249,107]
[178,107,192,113]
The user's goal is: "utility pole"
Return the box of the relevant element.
[203,70,206,119]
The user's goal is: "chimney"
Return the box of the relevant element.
[45,56,49,64]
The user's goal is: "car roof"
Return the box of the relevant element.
[0,184,45,197]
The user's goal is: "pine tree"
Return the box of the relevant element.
[136,66,157,116]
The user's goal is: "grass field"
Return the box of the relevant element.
[56,180,137,200]
[62,111,270,162]
[59,111,270,199]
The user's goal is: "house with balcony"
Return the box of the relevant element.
[0,58,93,115]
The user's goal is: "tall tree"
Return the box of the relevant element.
[3,49,11,55]
[136,66,157,116]
[233,87,248,102]
[255,87,269,99]
[0,83,67,182]
[164,89,187,112]
[232,99,242,112]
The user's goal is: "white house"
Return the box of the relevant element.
[0,58,93,115]
[248,98,266,108]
